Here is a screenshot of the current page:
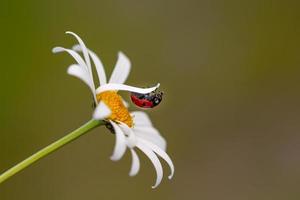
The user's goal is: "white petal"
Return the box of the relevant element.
[131,111,152,126]
[96,83,160,94]
[109,52,131,84]
[93,101,111,120]
[136,142,163,189]
[139,139,174,179]
[73,44,107,86]
[52,47,88,70]
[67,64,95,93]
[134,126,167,151]
[66,32,92,75]
[110,121,127,161]
[129,149,140,176]
[119,122,137,148]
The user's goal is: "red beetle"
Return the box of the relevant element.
[130,90,163,109]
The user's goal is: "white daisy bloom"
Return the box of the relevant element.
[52,31,174,188]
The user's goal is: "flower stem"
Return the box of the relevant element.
[0,119,105,184]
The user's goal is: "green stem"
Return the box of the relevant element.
[0,119,105,184]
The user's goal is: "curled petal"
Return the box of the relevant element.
[129,149,140,176]
[73,44,107,86]
[136,142,163,189]
[134,126,167,151]
[109,52,131,84]
[66,31,92,75]
[110,121,127,161]
[93,101,111,120]
[96,83,160,94]
[52,47,87,71]
[139,139,174,179]
[131,111,152,127]
[67,64,95,94]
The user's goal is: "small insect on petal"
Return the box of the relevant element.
[130,89,163,109]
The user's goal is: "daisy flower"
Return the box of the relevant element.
[52,31,174,188]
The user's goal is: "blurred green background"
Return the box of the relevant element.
[1,0,300,199]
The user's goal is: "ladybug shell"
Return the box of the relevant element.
[130,94,154,108]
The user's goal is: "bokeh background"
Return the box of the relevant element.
[1,0,300,199]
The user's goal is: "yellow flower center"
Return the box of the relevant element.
[96,91,133,127]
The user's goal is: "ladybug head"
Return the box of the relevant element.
[151,90,163,106]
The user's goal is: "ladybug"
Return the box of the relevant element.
[130,90,163,109]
